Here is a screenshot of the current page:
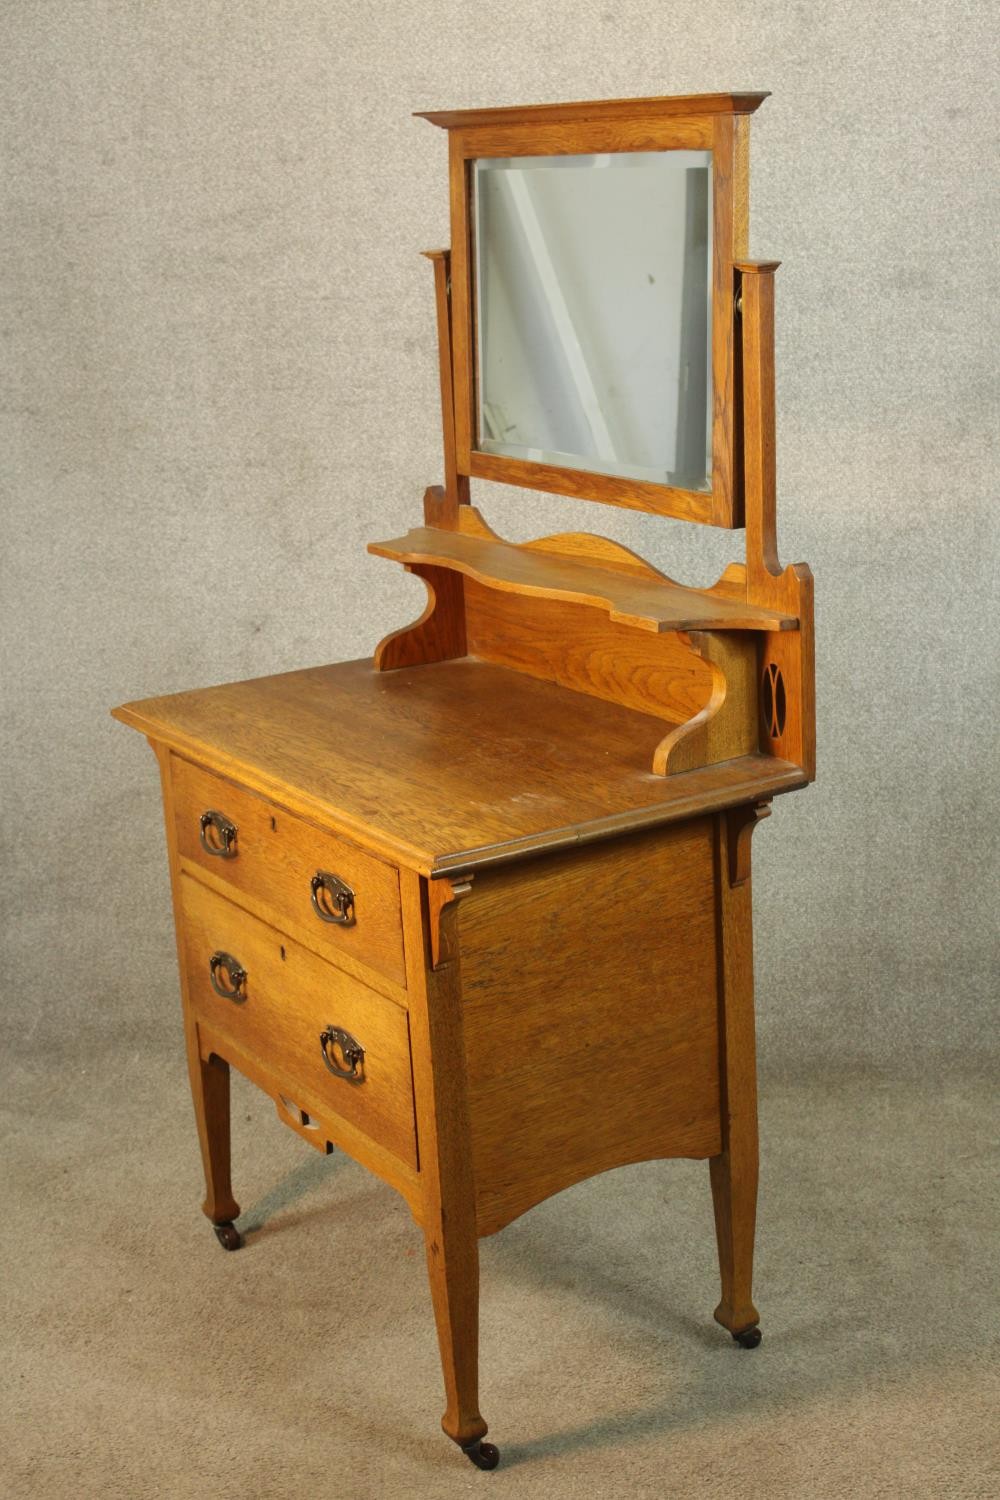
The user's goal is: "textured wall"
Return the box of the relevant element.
[2,1,997,1076]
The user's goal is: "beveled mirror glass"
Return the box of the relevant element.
[474,151,713,492]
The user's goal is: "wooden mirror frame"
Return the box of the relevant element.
[417,93,768,528]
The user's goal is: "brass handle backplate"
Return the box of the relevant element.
[199,809,238,859]
[310,871,356,926]
[319,1025,365,1084]
[209,951,247,1002]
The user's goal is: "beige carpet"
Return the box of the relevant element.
[3,1055,997,1499]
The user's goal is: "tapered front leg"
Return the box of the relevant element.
[710,1146,759,1337]
[187,1045,240,1228]
[423,1207,486,1448]
[402,870,498,1469]
[710,807,767,1346]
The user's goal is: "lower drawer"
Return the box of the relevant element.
[178,872,418,1169]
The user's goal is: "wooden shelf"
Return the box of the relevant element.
[369,525,797,635]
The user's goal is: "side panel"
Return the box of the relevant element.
[458,820,722,1236]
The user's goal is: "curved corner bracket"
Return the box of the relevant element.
[427,873,474,970]
[372,562,467,672]
[652,631,756,776]
[726,799,771,887]
[653,645,727,776]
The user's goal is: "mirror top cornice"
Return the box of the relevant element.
[414,92,770,130]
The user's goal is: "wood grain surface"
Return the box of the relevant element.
[421,250,469,521]
[373,562,467,673]
[114,660,808,877]
[710,111,738,525]
[415,92,769,130]
[369,525,796,632]
[194,1015,423,1220]
[464,579,714,725]
[153,743,241,1227]
[400,868,489,1448]
[179,873,419,1169]
[458,820,722,1236]
[465,449,721,524]
[709,810,762,1334]
[172,754,406,989]
[653,630,757,774]
[736,262,817,780]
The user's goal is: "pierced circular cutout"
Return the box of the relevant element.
[761,662,786,740]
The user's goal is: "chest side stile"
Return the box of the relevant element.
[401,867,488,1449]
[151,740,242,1229]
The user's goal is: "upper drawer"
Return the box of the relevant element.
[171,757,405,989]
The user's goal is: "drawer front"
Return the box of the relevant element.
[171,756,405,988]
[178,873,417,1168]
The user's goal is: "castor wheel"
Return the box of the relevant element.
[462,1440,500,1471]
[732,1325,762,1349]
[213,1221,242,1251]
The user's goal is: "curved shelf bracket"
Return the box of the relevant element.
[653,631,757,777]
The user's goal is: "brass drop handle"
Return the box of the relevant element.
[310,871,355,926]
[209,951,247,1002]
[199,809,238,859]
[319,1025,365,1083]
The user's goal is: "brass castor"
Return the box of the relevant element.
[732,1325,762,1349]
[462,1440,500,1471]
[213,1221,242,1251]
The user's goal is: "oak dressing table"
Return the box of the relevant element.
[113,91,815,1472]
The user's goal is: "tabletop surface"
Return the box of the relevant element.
[114,657,806,877]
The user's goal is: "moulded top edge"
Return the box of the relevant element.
[414,92,770,130]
